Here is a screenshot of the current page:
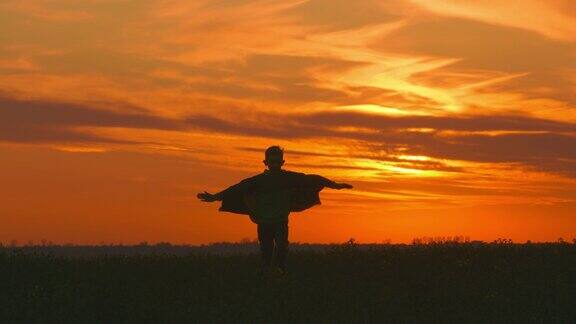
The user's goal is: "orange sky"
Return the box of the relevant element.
[1,0,576,244]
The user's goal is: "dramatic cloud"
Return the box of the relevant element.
[0,97,181,143]
[3,94,576,178]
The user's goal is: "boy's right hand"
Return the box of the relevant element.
[333,182,353,190]
[197,191,217,202]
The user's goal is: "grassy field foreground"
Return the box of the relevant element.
[1,242,575,323]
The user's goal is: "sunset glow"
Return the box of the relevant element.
[1,0,576,244]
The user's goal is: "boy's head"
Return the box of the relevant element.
[263,145,284,171]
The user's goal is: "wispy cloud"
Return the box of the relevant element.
[409,0,576,41]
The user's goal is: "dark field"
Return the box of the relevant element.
[1,242,575,323]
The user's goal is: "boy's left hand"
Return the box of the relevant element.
[197,191,217,202]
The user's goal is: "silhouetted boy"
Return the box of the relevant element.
[197,146,353,275]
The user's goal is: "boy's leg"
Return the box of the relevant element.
[273,221,289,271]
[257,223,274,268]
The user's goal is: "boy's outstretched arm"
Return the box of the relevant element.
[311,175,353,190]
[197,177,256,203]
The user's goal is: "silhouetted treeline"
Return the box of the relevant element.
[1,237,575,257]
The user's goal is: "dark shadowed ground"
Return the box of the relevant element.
[1,242,575,323]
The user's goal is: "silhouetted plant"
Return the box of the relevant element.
[412,235,470,245]
[492,238,513,244]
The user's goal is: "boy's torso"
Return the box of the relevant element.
[250,170,295,224]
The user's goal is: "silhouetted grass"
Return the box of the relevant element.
[1,243,575,323]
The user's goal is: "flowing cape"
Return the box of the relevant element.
[217,170,334,220]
